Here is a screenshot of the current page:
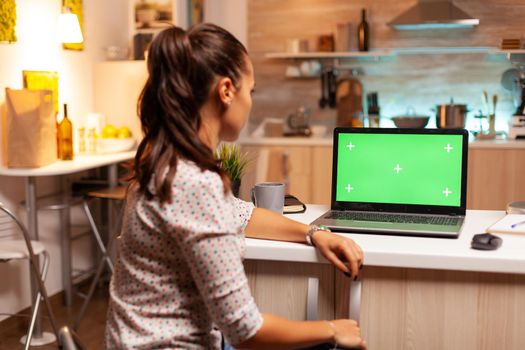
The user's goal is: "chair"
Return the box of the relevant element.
[74,186,127,330]
[21,193,89,307]
[0,202,83,350]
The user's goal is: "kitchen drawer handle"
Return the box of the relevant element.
[306,277,319,321]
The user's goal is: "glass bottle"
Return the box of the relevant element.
[78,127,86,154]
[59,103,74,160]
[87,127,97,154]
[358,8,369,52]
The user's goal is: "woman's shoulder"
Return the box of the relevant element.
[175,159,225,193]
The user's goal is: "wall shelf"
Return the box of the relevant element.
[391,46,494,54]
[265,50,392,60]
[265,48,525,60]
[265,47,525,79]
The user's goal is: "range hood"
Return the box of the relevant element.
[388,1,479,30]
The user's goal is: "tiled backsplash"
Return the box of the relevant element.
[247,0,525,133]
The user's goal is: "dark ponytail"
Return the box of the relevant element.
[132,23,248,203]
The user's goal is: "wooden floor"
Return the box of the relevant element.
[0,282,109,350]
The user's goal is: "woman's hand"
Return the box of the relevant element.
[313,230,364,279]
[331,319,367,350]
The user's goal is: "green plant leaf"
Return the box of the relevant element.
[216,144,250,182]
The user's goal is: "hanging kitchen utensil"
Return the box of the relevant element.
[336,76,363,127]
[318,70,328,108]
[327,68,338,108]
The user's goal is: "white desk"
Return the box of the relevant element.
[0,151,135,345]
[245,205,524,325]
[246,205,523,274]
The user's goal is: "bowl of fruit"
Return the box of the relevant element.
[97,125,136,154]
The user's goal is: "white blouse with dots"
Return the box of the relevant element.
[105,159,263,349]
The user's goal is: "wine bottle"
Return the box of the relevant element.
[59,103,74,160]
[358,8,369,52]
[55,112,62,159]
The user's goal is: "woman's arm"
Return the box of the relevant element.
[244,207,310,242]
[244,208,364,279]
[235,314,366,350]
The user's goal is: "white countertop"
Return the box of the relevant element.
[245,205,525,275]
[238,136,525,149]
[0,151,136,177]
[238,136,332,146]
[468,139,525,149]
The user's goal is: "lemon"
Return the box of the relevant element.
[101,124,118,138]
[117,127,132,139]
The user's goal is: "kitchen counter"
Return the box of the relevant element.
[238,135,525,149]
[468,138,525,149]
[245,205,524,275]
[238,135,333,146]
[244,205,525,350]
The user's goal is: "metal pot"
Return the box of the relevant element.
[435,104,468,129]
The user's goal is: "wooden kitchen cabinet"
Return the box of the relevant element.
[244,260,525,349]
[335,266,525,350]
[240,143,525,210]
[239,144,332,205]
[244,260,335,321]
[311,146,332,204]
[467,148,525,210]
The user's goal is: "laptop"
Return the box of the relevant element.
[311,127,469,238]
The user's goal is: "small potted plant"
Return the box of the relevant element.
[216,144,250,198]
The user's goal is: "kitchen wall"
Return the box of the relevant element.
[0,0,247,320]
[0,0,128,320]
[247,0,525,132]
[93,0,248,142]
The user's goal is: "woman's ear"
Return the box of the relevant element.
[217,77,235,106]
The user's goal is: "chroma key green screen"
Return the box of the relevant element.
[335,132,463,207]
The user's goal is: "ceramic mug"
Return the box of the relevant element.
[251,182,285,214]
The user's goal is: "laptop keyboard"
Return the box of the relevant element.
[327,211,461,226]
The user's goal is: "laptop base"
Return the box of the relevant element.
[311,210,464,239]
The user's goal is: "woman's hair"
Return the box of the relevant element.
[132,23,248,203]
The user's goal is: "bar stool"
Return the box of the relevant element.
[74,185,127,330]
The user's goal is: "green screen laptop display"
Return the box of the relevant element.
[335,132,463,207]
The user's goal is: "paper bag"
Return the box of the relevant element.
[5,88,57,168]
[1,103,7,166]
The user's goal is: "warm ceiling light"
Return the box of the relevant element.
[58,8,83,44]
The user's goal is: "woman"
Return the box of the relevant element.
[106,23,366,350]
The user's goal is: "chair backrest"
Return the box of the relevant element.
[0,205,21,240]
[0,211,15,239]
[0,203,38,257]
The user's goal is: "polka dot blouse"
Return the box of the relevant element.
[105,159,263,349]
